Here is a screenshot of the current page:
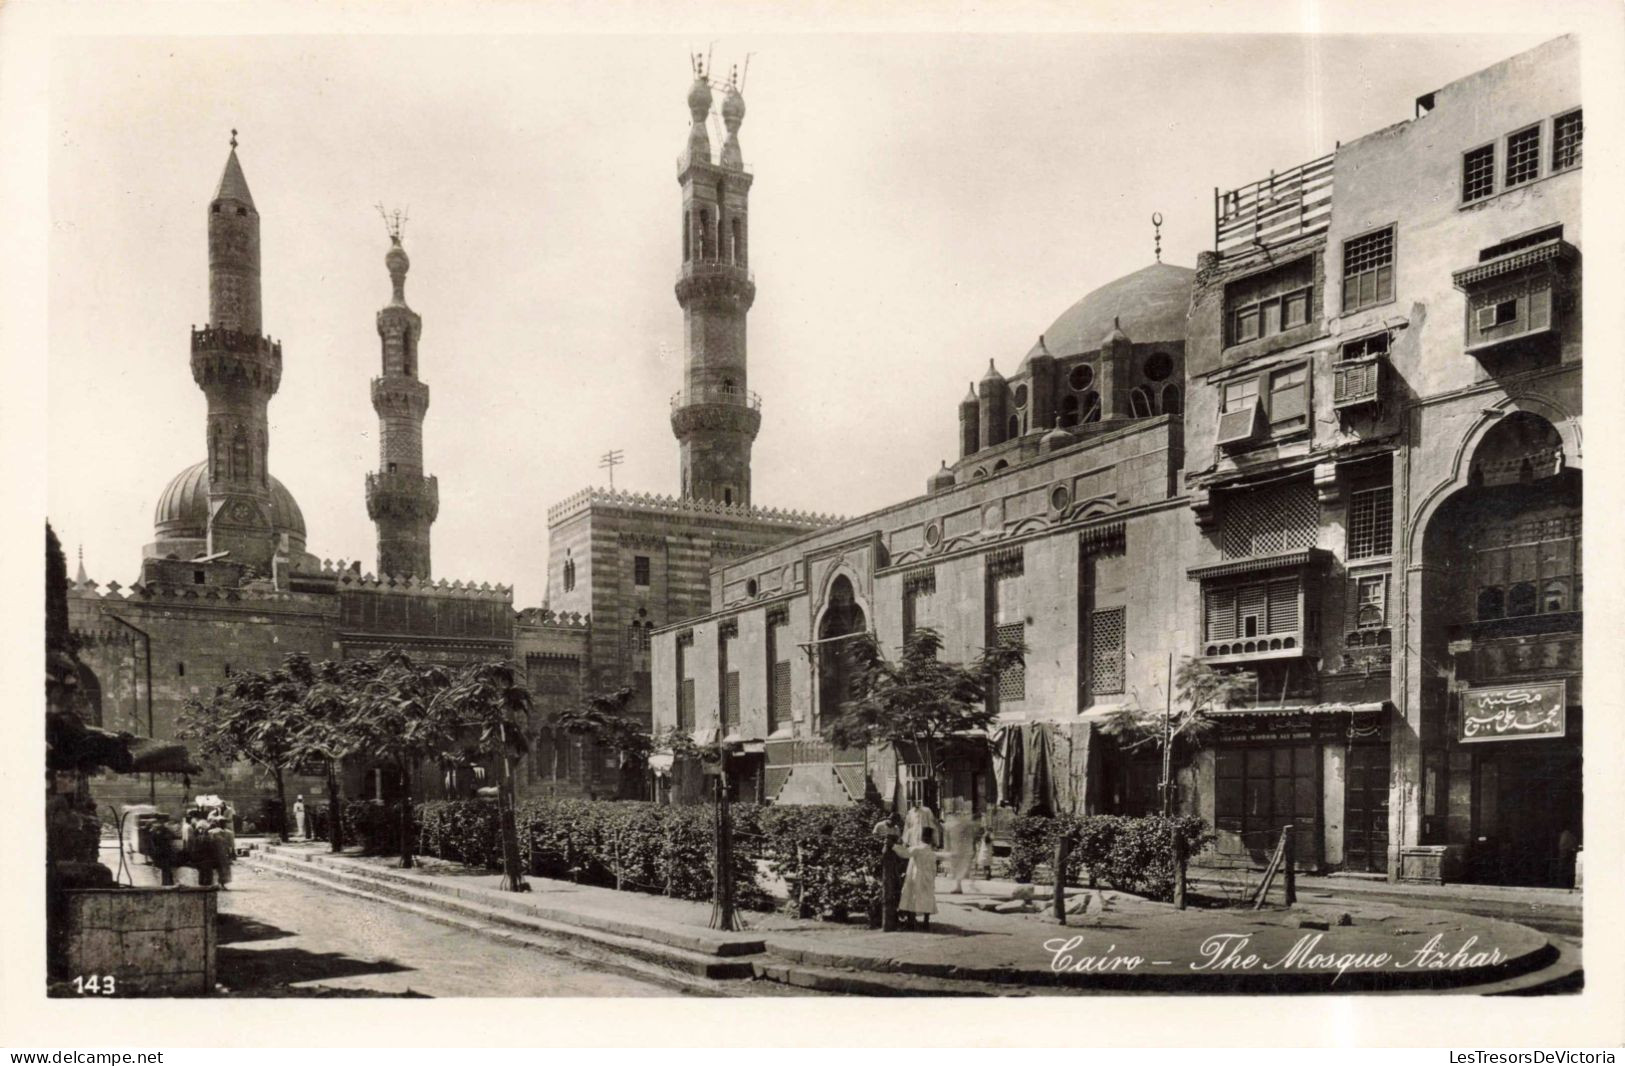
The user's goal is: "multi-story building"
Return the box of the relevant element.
[649,37,1582,888]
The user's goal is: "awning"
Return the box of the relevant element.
[1209,701,1391,717]
[1187,548,1329,582]
[127,738,200,775]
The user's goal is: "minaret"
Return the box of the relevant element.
[190,131,282,572]
[671,58,760,507]
[365,209,438,579]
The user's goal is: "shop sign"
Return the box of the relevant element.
[1459,680,1566,743]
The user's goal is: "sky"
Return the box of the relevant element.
[47,31,1551,607]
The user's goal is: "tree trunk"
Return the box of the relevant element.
[496,728,529,892]
[398,762,415,869]
[709,758,736,931]
[327,759,344,853]
[273,767,289,842]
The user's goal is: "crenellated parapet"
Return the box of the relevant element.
[189,327,282,393]
[546,484,844,528]
[323,557,511,601]
[514,607,591,629]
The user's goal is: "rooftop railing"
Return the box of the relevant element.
[1214,152,1335,260]
[670,384,762,411]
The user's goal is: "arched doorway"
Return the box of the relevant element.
[816,575,867,728]
[1417,412,1581,887]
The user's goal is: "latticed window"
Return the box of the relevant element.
[722,670,741,731]
[995,622,1026,702]
[902,569,937,643]
[1553,110,1582,171]
[1462,144,1495,202]
[1506,126,1541,187]
[1352,574,1388,630]
[1473,513,1581,621]
[1221,479,1318,559]
[1342,226,1395,313]
[1088,607,1126,696]
[1203,578,1302,643]
[1347,486,1393,559]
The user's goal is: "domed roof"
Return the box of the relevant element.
[385,238,410,276]
[153,460,306,539]
[687,75,713,114]
[1025,262,1194,360]
[721,86,745,123]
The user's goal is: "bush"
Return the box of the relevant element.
[1005,813,1212,902]
[343,800,405,855]
[756,801,887,919]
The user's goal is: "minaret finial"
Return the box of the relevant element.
[1152,211,1163,263]
[230,128,238,150]
[376,203,409,244]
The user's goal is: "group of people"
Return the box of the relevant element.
[146,799,236,888]
[872,804,995,931]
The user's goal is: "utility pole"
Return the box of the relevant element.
[709,743,739,931]
[599,449,624,490]
[1162,653,1174,818]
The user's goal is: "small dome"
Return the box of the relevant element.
[980,358,1005,384]
[927,461,956,493]
[687,75,713,114]
[1023,262,1194,361]
[721,86,745,123]
[1040,426,1075,454]
[154,460,307,541]
[385,239,410,276]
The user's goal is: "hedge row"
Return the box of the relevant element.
[1005,813,1213,901]
[344,799,1209,911]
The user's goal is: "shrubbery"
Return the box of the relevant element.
[757,800,888,918]
[343,799,405,855]
[1004,813,1212,901]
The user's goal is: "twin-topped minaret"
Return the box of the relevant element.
[671,58,760,507]
[364,211,438,579]
[190,132,284,572]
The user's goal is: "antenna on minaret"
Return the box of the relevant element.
[1152,212,1164,263]
[375,203,409,243]
[706,42,715,81]
[741,53,753,92]
[230,128,238,150]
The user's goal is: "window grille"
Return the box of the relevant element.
[1462,144,1495,202]
[1221,479,1317,558]
[633,555,651,586]
[1089,606,1126,696]
[1473,512,1580,621]
[995,621,1026,702]
[1342,227,1395,312]
[723,670,741,731]
[1347,486,1393,559]
[1506,126,1541,187]
[1553,110,1582,171]
[1203,578,1303,644]
[770,659,791,726]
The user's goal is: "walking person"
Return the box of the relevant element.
[207,814,235,889]
[897,826,939,930]
[871,814,905,930]
[943,810,977,894]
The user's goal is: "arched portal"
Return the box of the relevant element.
[816,575,867,728]
[1414,411,1581,887]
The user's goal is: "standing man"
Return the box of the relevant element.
[292,795,306,840]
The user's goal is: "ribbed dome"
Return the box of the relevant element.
[1025,262,1194,360]
[153,460,306,539]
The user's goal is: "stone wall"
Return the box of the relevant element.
[63,888,217,995]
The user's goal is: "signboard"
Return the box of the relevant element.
[1459,680,1566,744]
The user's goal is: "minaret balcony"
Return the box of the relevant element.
[670,384,762,413]
[371,376,431,417]
[676,154,753,178]
[365,470,439,523]
[190,327,281,392]
[675,258,756,310]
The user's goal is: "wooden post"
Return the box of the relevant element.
[709,750,737,931]
[1173,830,1188,911]
[1052,832,1071,924]
[1283,825,1297,906]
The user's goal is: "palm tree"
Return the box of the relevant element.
[436,660,533,891]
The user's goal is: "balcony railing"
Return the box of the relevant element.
[670,384,762,411]
[675,154,753,177]
[1214,152,1335,259]
[676,257,753,285]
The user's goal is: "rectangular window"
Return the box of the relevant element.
[1224,257,1315,348]
[995,621,1026,703]
[1088,607,1126,696]
[722,670,741,731]
[633,555,651,587]
[770,659,791,730]
[1353,573,1388,629]
[1340,332,1389,362]
[1341,226,1395,313]
[1462,143,1496,202]
[1223,378,1260,413]
[1268,366,1309,430]
[1553,109,1583,171]
[1347,486,1393,559]
[1505,125,1541,187]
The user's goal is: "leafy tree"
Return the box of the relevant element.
[1097,656,1255,815]
[178,663,307,840]
[822,627,1025,798]
[344,648,453,867]
[290,654,378,853]
[436,660,533,891]
[548,688,650,796]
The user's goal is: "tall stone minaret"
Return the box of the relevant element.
[190,132,282,572]
[671,59,759,507]
[365,211,438,579]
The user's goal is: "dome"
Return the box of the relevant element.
[927,461,956,494]
[1024,262,1194,360]
[721,86,745,123]
[153,460,307,541]
[385,239,410,276]
[687,75,713,114]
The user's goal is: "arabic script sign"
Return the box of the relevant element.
[1459,681,1566,744]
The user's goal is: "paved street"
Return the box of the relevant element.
[213,861,691,997]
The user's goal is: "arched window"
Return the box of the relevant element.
[993,460,1009,472]
[1476,586,1504,620]
[231,428,249,481]
[731,217,744,265]
[1130,386,1154,418]
[1161,384,1182,415]
[1506,581,1537,617]
[683,211,691,262]
[563,556,576,592]
[724,488,733,505]
[1007,415,1019,439]
[1082,391,1102,423]
[1060,395,1081,427]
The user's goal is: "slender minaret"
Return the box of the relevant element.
[671,58,759,507]
[365,209,438,579]
[190,131,282,572]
